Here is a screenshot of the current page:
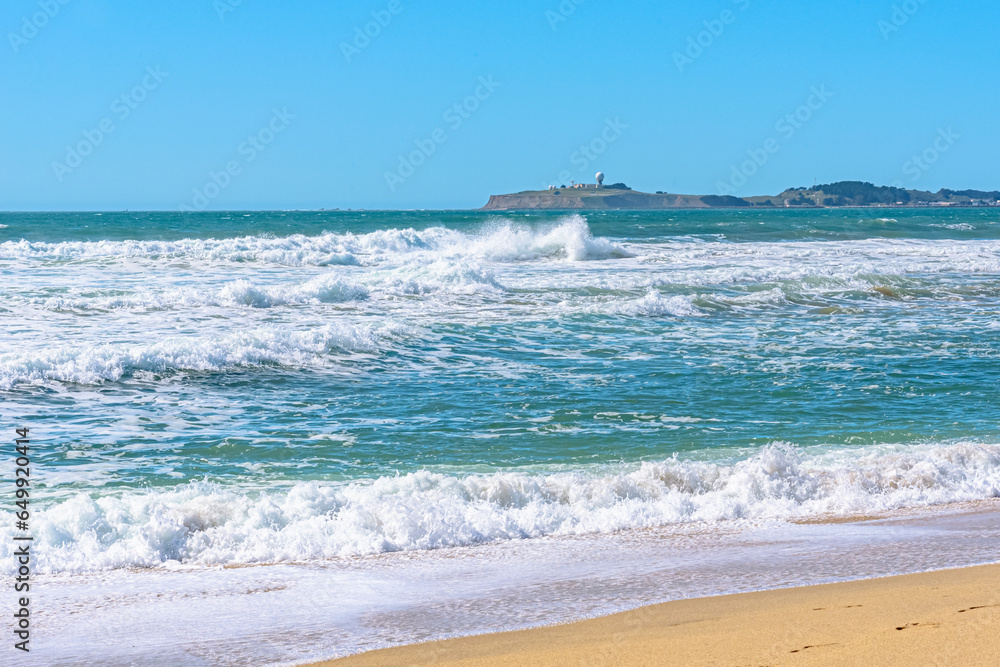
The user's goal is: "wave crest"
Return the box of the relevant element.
[605,290,702,317]
[0,322,409,389]
[10,441,1000,573]
[468,215,631,262]
[0,216,628,266]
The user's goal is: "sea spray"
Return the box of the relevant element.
[0,321,411,389]
[8,441,1000,574]
[0,215,630,265]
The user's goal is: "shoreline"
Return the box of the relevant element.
[314,563,1000,666]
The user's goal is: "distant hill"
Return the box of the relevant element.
[747,182,1000,208]
[482,181,1000,210]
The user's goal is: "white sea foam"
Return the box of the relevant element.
[0,216,628,266]
[604,290,703,317]
[8,441,1000,574]
[637,238,1000,284]
[0,322,409,389]
[577,287,791,319]
[363,260,505,295]
[716,287,788,306]
[0,235,362,266]
[36,274,371,311]
[465,216,631,262]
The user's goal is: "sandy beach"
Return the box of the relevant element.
[317,563,1000,666]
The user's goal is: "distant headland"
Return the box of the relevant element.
[482,177,1000,211]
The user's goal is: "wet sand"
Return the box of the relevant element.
[315,563,1000,666]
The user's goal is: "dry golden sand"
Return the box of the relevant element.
[314,563,1000,666]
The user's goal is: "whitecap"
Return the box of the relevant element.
[9,441,1000,573]
[605,290,702,317]
[0,322,409,389]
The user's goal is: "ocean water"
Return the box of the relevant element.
[3,208,1000,663]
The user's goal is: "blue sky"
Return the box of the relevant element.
[2,0,998,210]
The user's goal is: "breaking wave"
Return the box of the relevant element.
[603,290,703,317]
[0,216,629,266]
[23,259,506,313]
[35,275,370,311]
[9,441,1000,573]
[0,322,410,389]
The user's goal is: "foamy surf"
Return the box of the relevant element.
[32,274,370,311]
[0,215,629,266]
[8,441,1000,574]
[601,290,704,317]
[0,321,410,389]
[5,209,1000,591]
[468,216,632,261]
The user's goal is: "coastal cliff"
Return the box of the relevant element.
[482,192,710,210]
[482,182,1000,211]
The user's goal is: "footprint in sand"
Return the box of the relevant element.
[895,622,941,630]
[790,643,839,653]
[958,605,999,613]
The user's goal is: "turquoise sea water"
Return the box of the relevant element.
[2,209,1000,574]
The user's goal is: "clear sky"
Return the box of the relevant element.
[2,0,998,210]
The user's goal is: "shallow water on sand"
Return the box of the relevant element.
[25,505,1000,665]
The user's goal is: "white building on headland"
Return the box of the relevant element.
[550,173,606,190]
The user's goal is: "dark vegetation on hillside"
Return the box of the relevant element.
[801,181,911,205]
[512,181,999,209]
[789,182,1000,205]
[786,194,816,207]
[701,195,751,207]
[941,189,1000,200]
